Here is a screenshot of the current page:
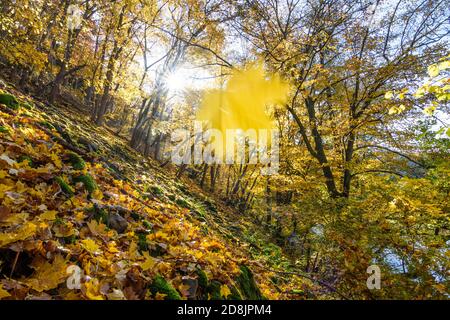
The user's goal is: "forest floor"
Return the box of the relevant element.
[0,78,336,300]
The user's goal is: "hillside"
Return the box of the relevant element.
[0,80,326,300]
[1,0,449,301]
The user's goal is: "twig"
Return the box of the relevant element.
[253,265,350,300]
[10,251,20,278]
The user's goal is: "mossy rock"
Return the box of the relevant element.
[196,268,209,289]
[68,152,86,170]
[93,207,108,224]
[63,235,78,245]
[147,185,163,196]
[55,176,74,196]
[196,266,264,300]
[229,285,243,300]
[236,265,263,300]
[204,199,217,213]
[193,269,209,299]
[0,93,19,110]
[149,275,181,300]
[73,174,97,194]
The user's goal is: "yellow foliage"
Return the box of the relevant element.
[0,285,11,299]
[25,254,68,292]
[84,279,104,300]
[0,221,37,246]
[220,284,231,298]
[141,251,156,271]
[81,238,101,254]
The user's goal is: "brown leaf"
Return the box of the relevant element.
[0,205,12,222]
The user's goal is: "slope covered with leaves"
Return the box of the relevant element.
[0,82,324,300]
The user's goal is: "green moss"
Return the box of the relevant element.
[137,232,149,252]
[20,102,33,110]
[85,206,105,223]
[94,208,108,224]
[0,126,10,133]
[147,185,163,196]
[130,212,140,221]
[204,199,217,213]
[167,193,176,201]
[143,220,153,229]
[68,152,86,170]
[207,280,223,300]
[196,269,209,288]
[236,265,263,300]
[229,285,243,300]
[175,197,190,209]
[60,131,75,145]
[149,275,181,300]
[205,279,242,300]
[63,235,77,244]
[0,93,19,110]
[55,176,74,196]
[73,174,97,194]
[177,183,190,195]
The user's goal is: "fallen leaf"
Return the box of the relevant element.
[0,284,11,299]
[220,284,231,298]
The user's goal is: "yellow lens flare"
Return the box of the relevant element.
[195,62,290,154]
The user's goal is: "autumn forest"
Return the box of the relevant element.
[0,0,449,302]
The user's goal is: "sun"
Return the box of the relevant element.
[164,66,216,94]
[165,69,189,93]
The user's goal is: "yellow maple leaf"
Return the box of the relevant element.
[81,238,101,254]
[24,254,67,292]
[0,284,11,299]
[154,292,167,300]
[84,279,104,300]
[91,189,103,200]
[128,241,139,259]
[107,241,119,253]
[141,251,156,271]
[220,284,231,298]
[50,152,62,169]
[87,219,107,236]
[39,210,57,221]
